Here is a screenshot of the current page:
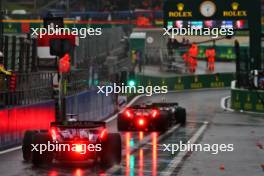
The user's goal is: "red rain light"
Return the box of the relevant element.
[138,119,145,126]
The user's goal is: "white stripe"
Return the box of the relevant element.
[0,146,22,155]
[161,121,208,176]
[107,124,181,175]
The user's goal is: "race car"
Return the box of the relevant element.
[22,120,121,166]
[117,102,186,131]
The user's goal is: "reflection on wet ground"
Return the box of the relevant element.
[42,122,201,176]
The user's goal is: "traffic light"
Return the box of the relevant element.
[128,79,136,87]
[59,54,71,73]
[9,73,16,91]
[128,71,136,86]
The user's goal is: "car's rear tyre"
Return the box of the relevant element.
[32,132,53,166]
[117,117,129,131]
[177,107,186,126]
[156,112,169,132]
[101,133,122,167]
[22,130,37,161]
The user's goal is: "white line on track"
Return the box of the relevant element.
[160,121,208,176]
[107,123,181,175]
[0,146,22,155]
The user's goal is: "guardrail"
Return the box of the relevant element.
[135,73,235,90]
[0,101,55,150]
[230,81,264,113]
[0,89,116,150]
[0,87,53,108]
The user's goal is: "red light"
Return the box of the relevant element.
[151,109,159,118]
[138,119,145,126]
[50,127,57,141]
[124,109,133,118]
[100,128,107,140]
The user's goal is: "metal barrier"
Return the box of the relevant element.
[66,90,116,121]
[0,89,116,150]
[3,34,37,72]
[135,73,235,90]
[0,101,55,150]
[0,87,53,108]
[16,72,54,90]
[231,81,264,113]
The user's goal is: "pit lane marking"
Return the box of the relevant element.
[160,121,208,176]
[107,123,181,175]
[0,146,22,155]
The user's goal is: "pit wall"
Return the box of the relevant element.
[135,73,235,90]
[0,90,115,150]
[231,81,264,113]
[0,101,55,150]
[66,90,116,121]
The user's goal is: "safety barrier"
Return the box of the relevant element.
[0,101,55,150]
[135,73,235,90]
[0,90,116,150]
[66,90,116,121]
[231,81,264,113]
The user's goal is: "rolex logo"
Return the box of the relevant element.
[231,2,239,10]
[177,3,184,11]
[194,76,198,83]
[215,76,219,81]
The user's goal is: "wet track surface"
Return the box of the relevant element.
[1,89,264,176]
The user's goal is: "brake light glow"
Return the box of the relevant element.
[75,144,83,153]
[138,119,145,126]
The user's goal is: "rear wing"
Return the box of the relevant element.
[152,102,178,107]
[130,102,179,109]
[51,121,106,129]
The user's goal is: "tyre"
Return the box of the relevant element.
[101,133,122,167]
[32,132,53,166]
[117,117,129,131]
[177,107,186,126]
[159,117,169,132]
[156,112,169,132]
[153,112,170,132]
[22,130,37,161]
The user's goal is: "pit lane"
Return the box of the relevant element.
[1,89,258,176]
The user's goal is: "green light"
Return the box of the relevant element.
[128,80,136,86]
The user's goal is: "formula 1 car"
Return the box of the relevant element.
[117,102,186,131]
[22,120,121,166]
